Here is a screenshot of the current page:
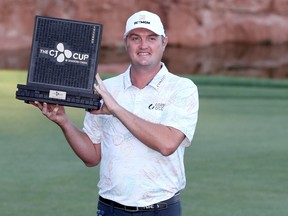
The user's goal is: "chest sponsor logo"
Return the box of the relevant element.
[148,103,165,111]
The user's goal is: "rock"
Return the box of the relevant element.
[1,0,288,50]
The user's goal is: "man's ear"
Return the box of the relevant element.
[124,38,128,50]
[163,36,168,50]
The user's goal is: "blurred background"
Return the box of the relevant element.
[1,0,288,79]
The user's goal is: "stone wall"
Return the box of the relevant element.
[1,0,288,50]
[1,0,288,78]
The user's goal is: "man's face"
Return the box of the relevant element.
[125,28,168,69]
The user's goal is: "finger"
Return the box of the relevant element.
[99,75,108,93]
[34,101,43,110]
[93,74,102,93]
[94,82,101,90]
[53,104,59,114]
[29,101,38,107]
[93,83,99,94]
[42,102,48,114]
[96,73,105,88]
[95,73,102,84]
[96,73,100,80]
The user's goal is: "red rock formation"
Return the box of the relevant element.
[1,0,288,78]
[1,0,288,50]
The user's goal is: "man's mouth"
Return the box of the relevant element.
[137,52,150,56]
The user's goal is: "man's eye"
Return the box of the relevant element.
[149,36,157,41]
[131,36,140,41]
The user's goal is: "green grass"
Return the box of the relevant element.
[1,70,288,216]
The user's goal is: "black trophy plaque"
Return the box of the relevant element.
[16,16,103,110]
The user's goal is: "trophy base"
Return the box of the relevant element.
[16,84,101,111]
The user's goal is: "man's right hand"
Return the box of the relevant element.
[29,101,68,127]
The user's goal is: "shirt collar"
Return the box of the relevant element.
[123,63,168,90]
[123,66,133,90]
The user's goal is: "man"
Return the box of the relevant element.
[31,10,199,216]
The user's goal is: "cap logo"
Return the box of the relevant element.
[134,14,150,25]
[139,14,146,21]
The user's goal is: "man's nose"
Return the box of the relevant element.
[139,39,148,48]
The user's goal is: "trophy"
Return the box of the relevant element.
[16,16,103,110]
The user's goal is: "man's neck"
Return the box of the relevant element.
[130,64,162,89]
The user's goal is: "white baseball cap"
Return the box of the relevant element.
[124,10,166,38]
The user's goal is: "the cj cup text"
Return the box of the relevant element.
[39,43,90,64]
[41,49,89,61]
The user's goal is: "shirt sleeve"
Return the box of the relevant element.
[161,79,199,147]
[82,112,103,144]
